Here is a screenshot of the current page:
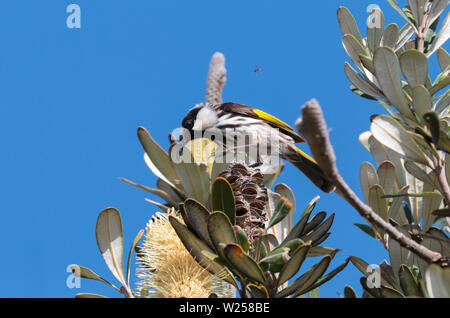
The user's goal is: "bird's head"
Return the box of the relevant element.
[181,104,218,133]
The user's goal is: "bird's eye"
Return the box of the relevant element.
[183,119,194,129]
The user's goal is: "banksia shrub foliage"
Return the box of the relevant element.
[338,0,450,298]
[70,51,348,298]
[135,210,234,298]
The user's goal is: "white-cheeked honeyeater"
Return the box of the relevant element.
[181,102,334,193]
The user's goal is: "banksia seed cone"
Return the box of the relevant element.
[218,163,268,248]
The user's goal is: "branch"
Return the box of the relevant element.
[296,99,448,267]
[205,52,226,105]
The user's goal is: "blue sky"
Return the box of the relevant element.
[0,1,445,298]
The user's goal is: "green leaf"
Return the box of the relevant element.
[342,34,370,73]
[427,11,450,56]
[423,111,441,145]
[349,256,371,277]
[354,223,376,238]
[138,127,178,188]
[70,265,116,289]
[223,243,267,284]
[305,255,350,294]
[382,23,400,49]
[96,207,126,286]
[277,243,312,286]
[168,216,236,286]
[412,85,433,120]
[425,264,450,297]
[404,160,436,187]
[184,199,214,248]
[277,254,333,298]
[407,0,427,28]
[233,225,250,253]
[208,211,237,259]
[280,196,319,245]
[399,265,422,297]
[211,177,236,225]
[359,161,379,203]
[386,0,418,31]
[119,177,178,207]
[267,197,293,229]
[337,7,363,44]
[395,23,415,51]
[344,62,384,99]
[126,229,144,285]
[246,284,269,298]
[301,214,335,246]
[369,185,389,222]
[427,0,449,27]
[344,285,358,298]
[378,160,397,195]
[371,115,429,165]
[399,49,429,88]
[367,7,384,53]
[373,47,415,119]
[437,48,450,72]
[171,148,210,204]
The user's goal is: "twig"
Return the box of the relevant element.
[205,52,226,105]
[296,99,448,267]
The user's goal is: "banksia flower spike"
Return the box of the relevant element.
[136,209,234,298]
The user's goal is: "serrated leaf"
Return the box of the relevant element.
[373,47,415,119]
[223,243,267,284]
[96,207,126,286]
[212,177,236,225]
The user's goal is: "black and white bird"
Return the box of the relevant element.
[181,102,334,193]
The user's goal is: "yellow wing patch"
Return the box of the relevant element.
[252,109,295,132]
[295,146,317,164]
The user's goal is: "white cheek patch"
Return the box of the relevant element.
[192,107,218,130]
